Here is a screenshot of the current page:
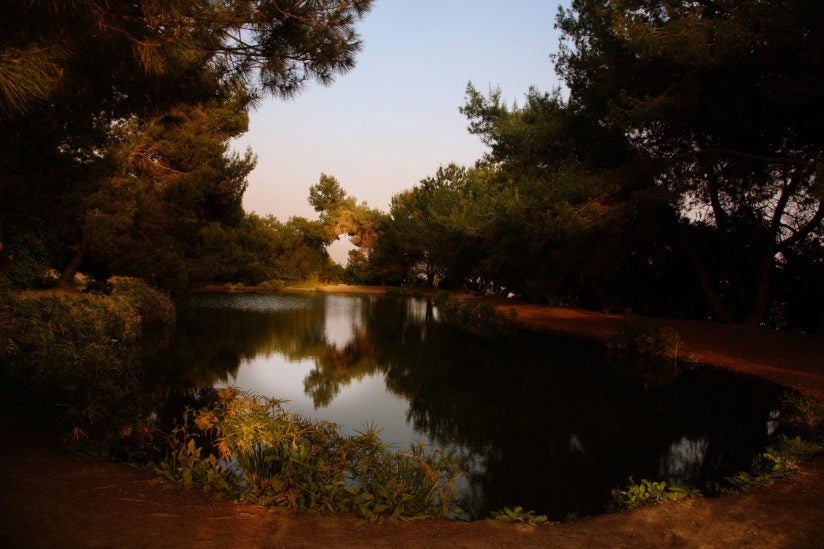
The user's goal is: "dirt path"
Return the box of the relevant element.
[3,287,824,548]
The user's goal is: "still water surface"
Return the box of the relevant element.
[153,292,783,519]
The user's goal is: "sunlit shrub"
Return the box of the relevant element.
[169,388,466,520]
[155,413,237,494]
[256,279,286,292]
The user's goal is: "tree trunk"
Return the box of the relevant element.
[745,249,775,326]
[56,247,84,289]
[678,229,736,323]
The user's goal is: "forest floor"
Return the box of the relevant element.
[2,284,824,548]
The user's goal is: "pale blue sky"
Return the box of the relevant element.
[236,0,564,223]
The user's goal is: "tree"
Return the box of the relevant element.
[308,173,385,257]
[553,0,824,323]
[77,92,257,291]
[0,0,374,289]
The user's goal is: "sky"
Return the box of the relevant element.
[234,0,565,257]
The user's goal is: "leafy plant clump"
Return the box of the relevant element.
[780,393,824,442]
[605,320,681,359]
[156,388,466,521]
[724,435,823,492]
[490,506,549,524]
[0,282,175,449]
[609,477,696,511]
[433,292,517,341]
[109,277,176,328]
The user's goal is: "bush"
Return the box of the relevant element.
[724,435,823,491]
[609,477,695,510]
[0,290,165,449]
[780,393,824,442]
[605,320,681,358]
[0,230,55,289]
[490,506,549,524]
[433,294,518,341]
[256,279,286,292]
[160,388,466,520]
[110,276,176,328]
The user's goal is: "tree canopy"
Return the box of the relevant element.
[0,0,373,292]
[366,0,824,330]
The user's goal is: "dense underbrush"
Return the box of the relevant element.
[0,278,174,450]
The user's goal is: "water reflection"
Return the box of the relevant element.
[149,292,783,519]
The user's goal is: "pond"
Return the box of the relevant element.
[149,292,784,520]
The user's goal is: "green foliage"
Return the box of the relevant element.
[433,294,518,341]
[110,277,176,329]
[0,284,175,448]
[490,506,549,524]
[605,320,681,358]
[155,414,237,494]
[1,0,373,295]
[724,435,823,491]
[257,279,287,292]
[0,229,55,289]
[609,477,695,511]
[182,388,465,520]
[780,393,824,442]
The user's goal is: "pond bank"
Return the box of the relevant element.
[307,284,824,399]
[2,284,823,547]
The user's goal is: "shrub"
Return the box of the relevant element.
[780,393,824,442]
[605,320,681,358]
[110,276,176,328]
[724,435,823,491]
[609,477,695,511]
[0,292,155,448]
[256,279,286,292]
[0,230,55,289]
[173,388,466,520]
[490,506,549,524]
[433,294,518,341]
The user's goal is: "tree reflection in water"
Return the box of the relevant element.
[149,293,784,519]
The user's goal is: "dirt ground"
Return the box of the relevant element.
[3,285,824,548]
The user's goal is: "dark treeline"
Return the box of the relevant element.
[355,1,824,333]
[2,1,823,333]
[0,1,374,293]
